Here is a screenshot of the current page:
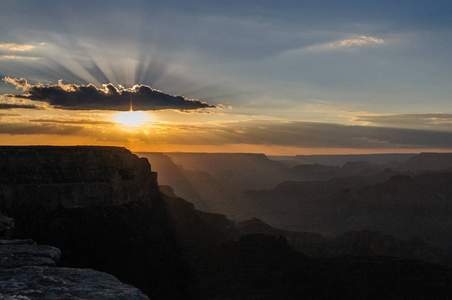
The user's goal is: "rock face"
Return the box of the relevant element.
[0,213,14,239]
[137,152,288,216]
[292,153,415,166]
[0,266,149,299]
[2,146,451,299]
[237,218,445,264]
[395,152,452,172]
[0,240,61,268]
[0,146,158,212]
[237,218,328,256]
[8,198,193,299]
[0,147,194,298]
[241,170,452,250]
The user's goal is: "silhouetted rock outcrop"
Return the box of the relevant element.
[242,170,452,254]
[287,161,384,182]
[137,152,287,217]
[238,218,329,256]
[340,161,382,177]
[292,153,415,166]
[395,152,452,172]
[287,163,341,181]
[0,146,158,212]
[238,218,445,264]
[2,147,451,299]
[331,230,444,263]
[0,146,192,299]
[136,152,216,211]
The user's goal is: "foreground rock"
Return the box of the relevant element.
[3,146,451,299]
[0,240,61,268]
[0,215,148,300]
[0,266,149,299]
[0,241,148,299]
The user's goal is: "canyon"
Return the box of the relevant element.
[0,146,451,299]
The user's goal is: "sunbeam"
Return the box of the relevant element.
[114,110,150,127]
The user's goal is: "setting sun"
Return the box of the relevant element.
[114,110,150,126]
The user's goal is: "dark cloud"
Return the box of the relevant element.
[1,115,452,150]
[29,119,115,125]
[0,113,20,117]
[3,78,215,111]
[165,120,452,149]
[0,123,83,135]
[86,120,452,150]
[354,113,452,129]
[0,103,44,110]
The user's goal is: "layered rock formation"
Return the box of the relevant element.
[137,152,287,216]
[1,147,451,299]
[238,218,445,264]
[0,239,61,268]
[395,152,452,172]
[291,153,415,166]
[0,146,158,212]
[0,146,189,298]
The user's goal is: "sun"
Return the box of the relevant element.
[114,110,150,126]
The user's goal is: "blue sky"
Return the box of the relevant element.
[0,0,451,154]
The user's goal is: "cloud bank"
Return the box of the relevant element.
[29,118,114,125]
[3,78,215,111]
[210,120,452,149]
[3,77,30,90]
[1,117,452,150]
[0,123,82,135]
[0,103,43,110]
[329,36,384,48]
[304,35,385,52]
[0,55,39,60]
[0,43,35,51]
[352,113,452,130]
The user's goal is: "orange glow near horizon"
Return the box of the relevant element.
[126,144,452,156]
[3,134,451,156]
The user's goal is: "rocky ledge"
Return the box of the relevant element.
[0,213,148,299]
[0,239,61,268]
[0,146,159,212]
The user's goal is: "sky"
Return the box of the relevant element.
[0,0,451,155]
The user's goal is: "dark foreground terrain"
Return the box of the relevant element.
[1,146,451,299]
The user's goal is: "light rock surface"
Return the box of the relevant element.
[0,234,148,299]
[0,266,149,299]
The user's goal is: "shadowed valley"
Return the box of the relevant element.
[0,147,451,299]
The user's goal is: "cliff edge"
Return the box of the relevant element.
[0,146,159,212]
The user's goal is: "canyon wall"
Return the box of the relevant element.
[0,146,159,212]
